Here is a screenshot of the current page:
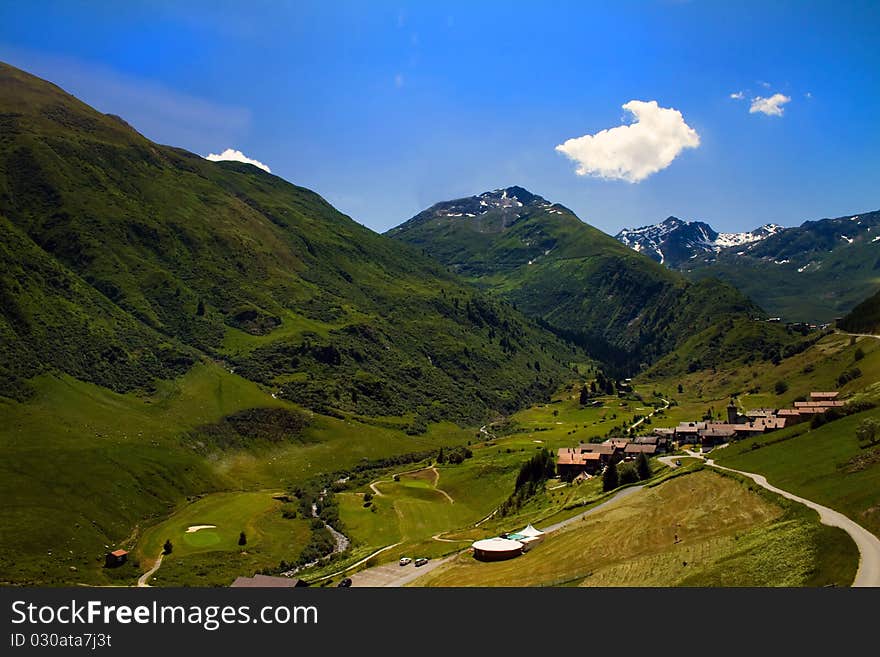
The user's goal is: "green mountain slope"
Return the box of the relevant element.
[683,209,880,323]
[838,288,880,335]
[0,62,580,426]
[387,187,783,374]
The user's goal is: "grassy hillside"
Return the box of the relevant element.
[0,62,580,428]
[409,470,856,587]
[713,404,880,539]
[387,188,787,374]
[838,288,880,335]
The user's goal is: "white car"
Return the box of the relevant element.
[399,557,412,566]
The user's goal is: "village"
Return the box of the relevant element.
[556,390,844,481]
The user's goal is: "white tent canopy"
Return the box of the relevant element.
[517,524,544,537]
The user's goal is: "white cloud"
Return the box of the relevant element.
[749,93,791,117]
[730,91,745,100]
[554,100,700,183]
[394,73,405,88]
[205,148,271,173]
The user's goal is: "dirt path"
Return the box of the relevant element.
[431,532,472,543]
[370,466,454,504]
[137,552,164,587]
[682,449,880,587]
[629,398,670,431]
[430,467,455,504]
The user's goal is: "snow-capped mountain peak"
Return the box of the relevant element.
[615,217,782,268]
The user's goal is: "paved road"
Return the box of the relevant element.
[680,449,880,587]
[843,332,880,341]
[541,485,645,533]
[349,553,459,587]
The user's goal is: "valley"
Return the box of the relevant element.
[0,60,878,591]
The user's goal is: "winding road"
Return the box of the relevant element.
[136,552,163,587]
[661,450,880,587]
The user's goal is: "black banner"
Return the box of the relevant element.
[0,586,873,654]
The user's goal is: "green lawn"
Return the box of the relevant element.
[135,491,312,587]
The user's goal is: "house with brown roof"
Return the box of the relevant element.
[810,391,839,401]
[623,443,657,458]
[698,425,736,446]
[557,442,624,480]
[105,549,128,568]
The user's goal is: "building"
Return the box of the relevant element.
[472,537,525,561]
[105,549,128,568]
[623,443,657,459]
[811,391,840,401]
[698,425,736,446]
[556,443,617,479]
[231,574,307,588]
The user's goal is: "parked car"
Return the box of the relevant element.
[414,557,428,567]
[337,577,352,587]
[399,557,412,566]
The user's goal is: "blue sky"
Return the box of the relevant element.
[1,1,878,234]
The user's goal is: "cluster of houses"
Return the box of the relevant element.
[557,391,843,480]
[655,391,843,450]
[556,434,670,480]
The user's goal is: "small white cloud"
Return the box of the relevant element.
[205,148,271,172]
[749,93,791,117]
[758,80,772,88]
[805,91,813,99]
[730,91,745,100]
[555,100,700,183]
[394,73,405,88]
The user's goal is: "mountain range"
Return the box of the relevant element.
[615,216,783,268]
[615,212,880,323]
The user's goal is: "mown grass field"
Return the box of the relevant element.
[712,404,880,538]
[408,470,857,587]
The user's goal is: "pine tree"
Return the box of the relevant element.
[636,452,651,480]
[163,539,173,555]
[579,385,590,405]
[238,532,247,546]
[602,461,619,492]
[196,299,205,316]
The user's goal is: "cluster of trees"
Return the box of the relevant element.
[436,445,473,464]
[499,449,555,516]
[602,453,652,492]
[838,367,862,387]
